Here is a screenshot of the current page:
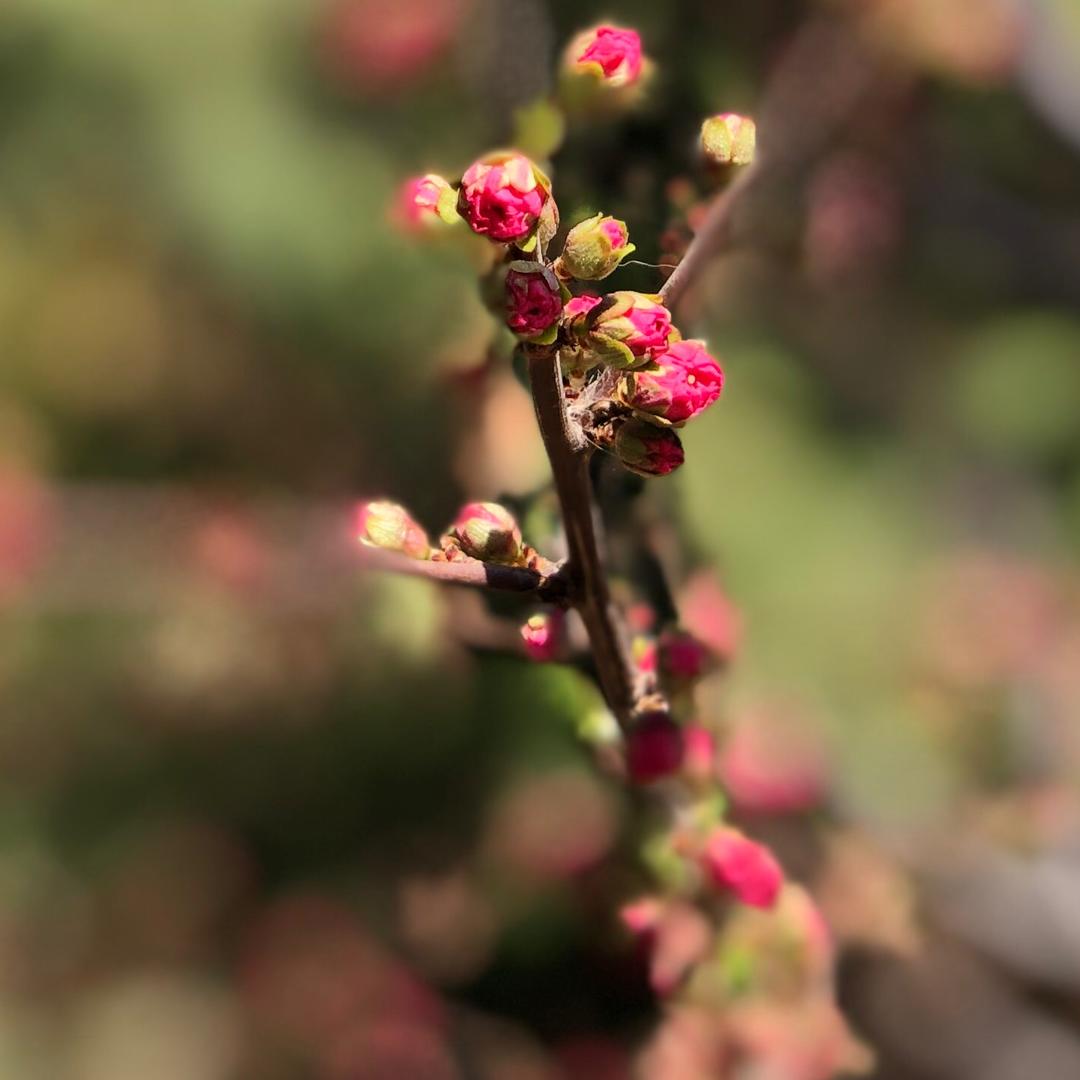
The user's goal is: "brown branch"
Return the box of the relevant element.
[527,348,641,728]
[356,544,571,602]
[658,163,759,312]
[659,17,881,313]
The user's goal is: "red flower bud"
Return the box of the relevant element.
[505,266,563,339]
[457,152,551,244]
[626,712,684,784]
[608,418,685,477]
[564,293,603,327]
[356,500,431,559]
[578,292,678,368]
[619,340,724,426]
[658,629,715,683]
[564,25,645,88]
[449,501,524,564]
[701,827,784,908]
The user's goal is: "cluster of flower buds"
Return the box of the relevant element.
[357,499,554,575]
[373,21,854,1075]
[388,55,730,477]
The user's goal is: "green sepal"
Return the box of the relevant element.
[435,185,461,224]
[537,198,560,248]
[526,323,560,346]
[585,333,637,369]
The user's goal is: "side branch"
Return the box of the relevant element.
[527,348,640,727]
[658,163,758,312]
[357,544,571,602]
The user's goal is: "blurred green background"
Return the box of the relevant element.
[2,0,1080,1077]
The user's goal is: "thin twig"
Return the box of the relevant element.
[357,544,571,602]
[527,348,640,728]
[659,17,880,313]
[658,163,759,311]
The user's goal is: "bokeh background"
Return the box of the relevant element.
[2,0,1080,1077]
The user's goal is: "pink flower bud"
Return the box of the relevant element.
[626,712,684,784]
[701,113,757,166]
[620,895,664,937]
[565,25,644,88]
[450,501,524,565]
[457,152,551,244]
[520,611,563,662]
[505,266,563,339]
[682,724,717,782]
[619,340,724,427]
[560,214,635,280]
[394,173,454,229]
[701,827,784,908]
[578,292,678,368]
[564,293,603,325]
[607,417,685,478]
[356,500,431,559]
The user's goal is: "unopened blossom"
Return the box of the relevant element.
[620,340,724,427]
[610,417,685,477]
[560,214,635,280]
[626,712,684,784]
[450,501,524,564]
[682,724,717,783]
[457,152,551,243]
[701,113,757,166]
[356,500,431,559]
[504,266,563,339]
[620,896,665,937]
[701,827,784,909]
[520,611,563,662]
[659,629,715,683]
[395,173,454,229]
[564,25,644,88]
[579,292,678,368]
